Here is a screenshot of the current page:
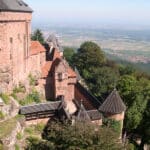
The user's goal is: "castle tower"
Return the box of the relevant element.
[99,89,126,137]
[54,58,77,114]
[0,0,32,91]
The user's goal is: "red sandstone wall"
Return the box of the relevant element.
[0,23,10,66]
[28,53,41,74]
[0,12,32,88]
[0,12,32,21]
[25,118,49,126]
[40,52,46,67]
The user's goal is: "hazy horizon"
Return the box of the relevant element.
[25,0,150,30]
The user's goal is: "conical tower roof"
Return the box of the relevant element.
[76,101,91,122]
[99,89,126,114]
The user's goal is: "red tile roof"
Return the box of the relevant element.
[41,48,76,78]
[42,61,52,78]
[30,41,46,55]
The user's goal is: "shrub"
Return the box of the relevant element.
[13,82,26,93]
[25,127,34,135]
[10,92,18,100]
[0,144,3,150]
[16,132,23,140]
[103,118,122,135]
[0,93,10,104]
[28,74,37,86]
[35,123,45,133]
[15,144,20,150]
[0,111,4,120]
[20,89,40,106]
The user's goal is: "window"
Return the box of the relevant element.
[10,37,13,43]
[58,73,63,81]
[10,37,13,59]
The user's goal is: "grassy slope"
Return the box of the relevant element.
[0,118,17,139]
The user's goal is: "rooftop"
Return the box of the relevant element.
[0,0,33,12]
[30,41,46,56]
[99,89,126,114]
[42,48,76,78]
[20,101,61,115]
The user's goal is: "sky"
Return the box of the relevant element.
[25,0,150,29]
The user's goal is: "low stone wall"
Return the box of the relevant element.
[25,118,50,126]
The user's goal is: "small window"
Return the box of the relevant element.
[58,73,63,81]
[10,37,13,43]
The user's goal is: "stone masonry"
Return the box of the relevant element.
[0,11,32,92]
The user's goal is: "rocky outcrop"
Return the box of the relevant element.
[0,120,24,150]
[0,97,19,121]
[0,66,11,93]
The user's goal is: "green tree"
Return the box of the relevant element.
[73,41,106,75]
[63,47,75,65]
[43,122,123,150]
[87,67,118,98]
[27,122,123,150]
[117,75,148,132]
[31,29,45,44]
[119,65,135,76]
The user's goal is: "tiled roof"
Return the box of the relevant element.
[75,82,101,110]
[41,61,52,78]
[76,103,91,122]
[99,89,126,114]
[30,41,46,56]
[0,0,33,12]
[42,48,76,78]
[87,110,102,121]
[20,101,61,115]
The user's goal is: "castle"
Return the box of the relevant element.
[0,0,126,130]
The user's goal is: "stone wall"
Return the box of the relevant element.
[28,53,41,75]
[25,118,50,126]
[105,111,125,121]
[0,11,32,91]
